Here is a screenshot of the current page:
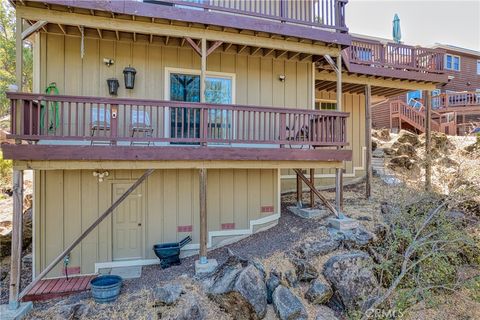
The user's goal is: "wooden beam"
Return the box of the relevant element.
[199,168,207,260]
[17,6,340,56]
[336,52,342,111]
[296,171,303,207]
[365,85,372,199]
[264,48,275,57]
[18,169,155,300]
[223,42,233,52]
[96,28,102,39]
[310,169,315,208]
[288,51,301,60]
[185,37,202,56]
[58,23,66,34]
[276,50,288,59]
[206,41,223,56]
[250,47,262,56]
[293,169,339,217]
[424,90,432,192]
[21,20,47,39]
[8,170,23,309]
[335,168,343,212]
[237,45,248,54]
[115,29,119,40]
[300,53,312,61]
[201,38,207,103]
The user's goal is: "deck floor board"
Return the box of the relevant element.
[22,275,96,302]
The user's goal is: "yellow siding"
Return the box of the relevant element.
[40,34,313,109]
[35,169,278,277]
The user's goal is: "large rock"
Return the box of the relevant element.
[395,143,416,157]
[266,271,281,304]
[305,279,333,304]
[396,130,420,146]
[57,302,90,319]
[284,270,299,288]
[315,306,340,320]
[296,239,340,259]
[291,258,318,282]
[341,227,376,250]
[177,297,206,320]
[154,283,183,306]
[372,128,390,141]
[323,252,380,312]
[0,208,33,258]
[272,285,308,320]
[206,262,267,320]
[388,155,418,171]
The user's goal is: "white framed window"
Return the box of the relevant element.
[445,54,461,71]
[314,99,337,111]
[477,60,480,75]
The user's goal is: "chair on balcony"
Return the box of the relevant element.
[130,109,153,146]
[90,106,111,145]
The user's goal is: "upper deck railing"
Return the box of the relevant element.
[155,0,348,32]
[432,92,480,109]
[7,92,349,148]
[346,38,445,74]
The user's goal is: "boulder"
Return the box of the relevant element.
[296,239,340,259]
[57,302,90,319]
[421,132,453,152]
[341,227,376,250]
[249,257,267,280]
[436,156,459,167]
[305,279,333,304]
[371,139,378,151]
[266,272,281,304]
[388,155,417,171]
[0,207,33,258]
[154,283,183,306]
[272,285,308,320]
[206,263,267,320]
[382,147,396,156]
[284,270,299,288]
[315,306,340,320]
[291,258,318,282]
[396,130,420,146]
[177,297,206,320]
[372,128,390,141]
[395,143,416,157]
[323,252,380,312]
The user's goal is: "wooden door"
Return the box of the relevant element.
[112,183,143,260]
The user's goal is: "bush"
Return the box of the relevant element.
[0,151,12,192]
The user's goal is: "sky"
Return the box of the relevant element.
[346,0,480,51]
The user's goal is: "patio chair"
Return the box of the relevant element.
[90,106,111,145]
[130,109,153,145]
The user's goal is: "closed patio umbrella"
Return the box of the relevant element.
[393,14,401,43]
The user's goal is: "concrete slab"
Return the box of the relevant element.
[327,217,359,231]
[109,266,142,279]
[288,206,330,219]
[195,259,218,275]
[0,302,33,320]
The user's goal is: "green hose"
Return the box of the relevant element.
[40,82,60,132]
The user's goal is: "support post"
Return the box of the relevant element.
[8,170,23,309]
[199,168,207,262]
[424,90,432,192]
[200,38,207,103]
[365,85,372,199]
[309,169,315,208]
[335,50,344,211]
[296,171,303,208]
[18,169,155,301]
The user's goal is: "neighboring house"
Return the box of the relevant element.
[371,43,480,135]
[3,1,446,305]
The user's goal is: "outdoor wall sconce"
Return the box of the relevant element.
[107,78,119,96]
[93,170,109,182]
[279,74,286,82]
[123,66,137,89]
[103,58,114,67]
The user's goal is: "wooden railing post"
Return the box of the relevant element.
[424,90,432,192]
[8,169,23,309]
[201,108,208,145]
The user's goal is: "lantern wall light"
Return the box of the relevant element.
[123,66,137,89]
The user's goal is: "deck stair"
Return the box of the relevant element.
[390,100,441,134]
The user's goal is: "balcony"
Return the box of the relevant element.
[3,93,351,163]
[343,38,446,82]
[432,92,480,110]
[155,0,348,32]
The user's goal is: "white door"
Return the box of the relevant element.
[112,183,143,260]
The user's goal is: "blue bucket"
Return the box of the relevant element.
[90,275,122,303]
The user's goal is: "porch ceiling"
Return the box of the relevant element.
[14,1,345,57]
[315,79,410,97]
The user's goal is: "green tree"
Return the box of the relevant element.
[0,1,32,117]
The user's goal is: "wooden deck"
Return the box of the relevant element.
[22,275,96,302]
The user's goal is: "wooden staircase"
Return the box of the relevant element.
[389,100,455,134]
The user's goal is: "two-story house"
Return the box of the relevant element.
[3,0,447,308]
[372,43,480,135]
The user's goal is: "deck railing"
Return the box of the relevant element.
[432,92,480,109]
[158,0,348,32]
[346,38,445,73]
[7,92,349,148]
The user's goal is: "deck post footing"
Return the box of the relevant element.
[0,302,32,320]
[327,217,359,230]
[195,259,218,275]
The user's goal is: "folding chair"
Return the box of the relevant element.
[130,109,153,146]
[90,106,111,145]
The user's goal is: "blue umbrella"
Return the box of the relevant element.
[393,14,401,43]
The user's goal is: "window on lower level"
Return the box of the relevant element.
[477,60,480,74]
[445,54,460,71]
[315,100,337,110]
